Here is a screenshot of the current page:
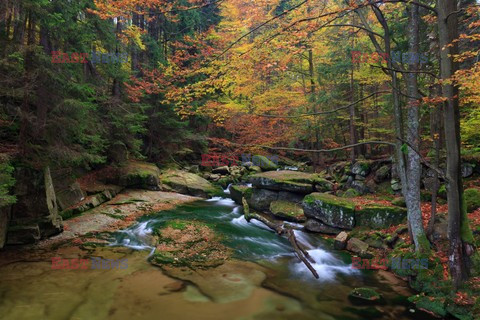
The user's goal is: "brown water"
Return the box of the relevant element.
[0,197,433,320]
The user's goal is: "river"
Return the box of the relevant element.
[0,193,433,320]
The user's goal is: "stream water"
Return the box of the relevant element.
[0,193,432,320]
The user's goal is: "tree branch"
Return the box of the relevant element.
[396,137,448,181]
[231,141,395,153]
[254,90,391,118]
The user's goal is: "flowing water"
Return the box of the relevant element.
[0,194,432,320]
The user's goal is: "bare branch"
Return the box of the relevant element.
[254,90,391,118]
[231,141,396,153]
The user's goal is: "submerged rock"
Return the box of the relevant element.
[348,288,384,305]
[269,200,306,222]
[302,193,356,229]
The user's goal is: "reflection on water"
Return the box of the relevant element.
[0,195,424,320]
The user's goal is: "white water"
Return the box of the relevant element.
[111,195,358,282]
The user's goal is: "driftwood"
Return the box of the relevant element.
[242,197,319,279]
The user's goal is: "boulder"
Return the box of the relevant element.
[160,169,223,198]
[461,163,474,178]
[355,204,407,229]
[374,165,391,183]
[302,193,356,229]
[6,225,41,245]
[304,219,341,234]
[351,180,371,195]
[346,238,369,255]
[118,161,161,190]
[351,161,372,177]
[391,179,402,192]
[212,166,230,175]
[249,171,326,194]
[334,231,349,250]
[269,200,306,222]
[245,188,278,212]
[342,188,359,198]
[229,185,251,205]
[251,155,278,171]
[277,191,305,203]
[248,166,262,173]
[314,178,335,192]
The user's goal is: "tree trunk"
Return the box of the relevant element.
[437,0,474,288]
[405,3,428,252]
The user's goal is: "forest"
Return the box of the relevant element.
[0,0,480,319]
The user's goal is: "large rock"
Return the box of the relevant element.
[355,204,407,229]
[251,155,278,171]
[269,200,306,222]
[245,188,278,212]
[305,219,341,234]
[277,191,305,203]
[9,167,63,245]
[6,225,41,245]
[351,180,371,195]
[351,161,372,177]
[229,185,251,205]
[374,165,391,183]
[249,171,327,194]
[161,169,222,198]
[302,193,356,229]
[118,161,161,190]
[346,238,369,255]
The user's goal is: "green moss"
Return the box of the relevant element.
[391,197,406,207]
[461,192,476,244]
[464,188,480,213]
[343,188,360,198]
[348,287,383,304]
[165,220,188,230]
[355,205,407,228]
[269,200,305,222]
[438,184,447,199]
[304,192,356,209]
[408,295,447,317]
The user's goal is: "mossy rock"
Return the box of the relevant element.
[343,188,359,198]
[249,170,326,194]
[464,188,480,212]
[303,193,356,229]
[151,220,230,269]
[229,185,251,205]
[251,155,278,171]
[391,197,406,207]
[160,169,223,198]
[118,161,161,190]
[355,204,407,229]
[408,295,447,318]
[348,288,384,305]
[269,200,306,222]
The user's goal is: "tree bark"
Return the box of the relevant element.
[405,2,428,252]
[437,0,473,288]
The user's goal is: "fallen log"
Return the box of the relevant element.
[241,197,319,279]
